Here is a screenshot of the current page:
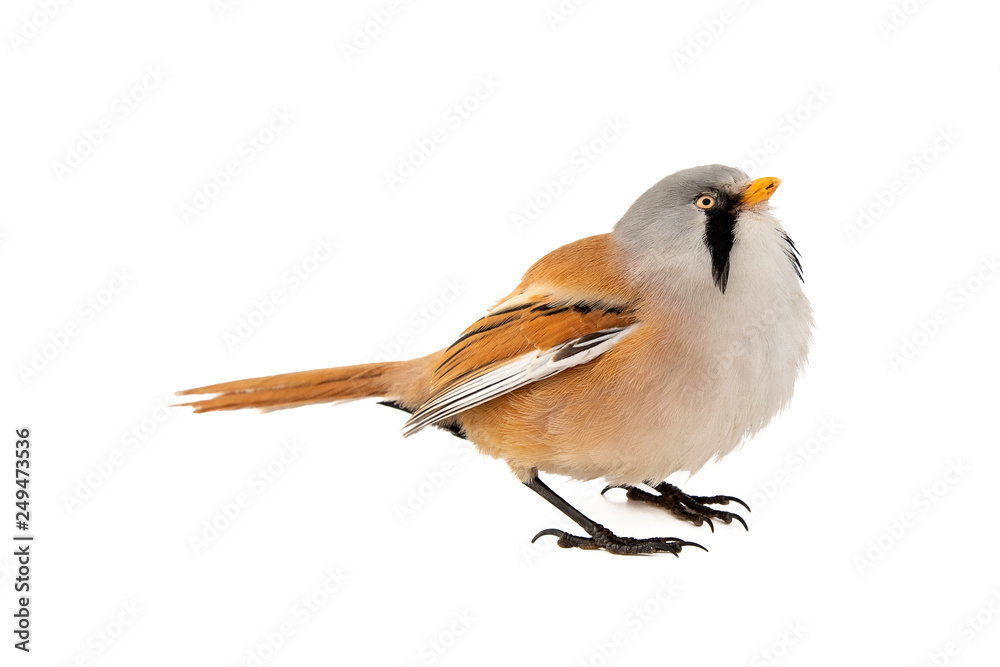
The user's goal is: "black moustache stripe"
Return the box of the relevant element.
[703,207,737,293]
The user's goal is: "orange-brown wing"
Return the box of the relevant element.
[403,234,641,435]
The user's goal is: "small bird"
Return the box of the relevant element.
[178,164,813,556]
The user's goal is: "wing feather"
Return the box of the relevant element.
[404,298,638,435]
[404,233,642,435]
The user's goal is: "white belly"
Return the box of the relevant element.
[607,243,813,484]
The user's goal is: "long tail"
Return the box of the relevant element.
[176,361,415,413]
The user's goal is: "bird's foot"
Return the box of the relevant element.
[602,482,750,532]
[531,523,705,556]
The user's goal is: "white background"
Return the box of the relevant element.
[3,0,999,665]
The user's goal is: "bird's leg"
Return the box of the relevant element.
[525,475,705,556]
[602,482,750,532]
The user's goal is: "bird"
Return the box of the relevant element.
[177,164,813,556]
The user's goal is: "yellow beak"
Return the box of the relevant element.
[740,176,782,208]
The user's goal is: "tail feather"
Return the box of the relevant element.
[177,361,408,413]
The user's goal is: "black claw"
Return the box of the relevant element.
[727,496,752,513]
[530,526,701,556]
[532,528,566,543]
[600,484,627,496]
[611,482,752,533]
[695,494,752,513]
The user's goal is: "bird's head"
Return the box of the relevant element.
[613,164,791,294]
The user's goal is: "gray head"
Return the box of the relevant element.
[613,164,785,293]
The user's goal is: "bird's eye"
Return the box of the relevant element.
[695,194,716,210]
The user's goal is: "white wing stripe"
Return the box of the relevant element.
[403,324,636,436]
